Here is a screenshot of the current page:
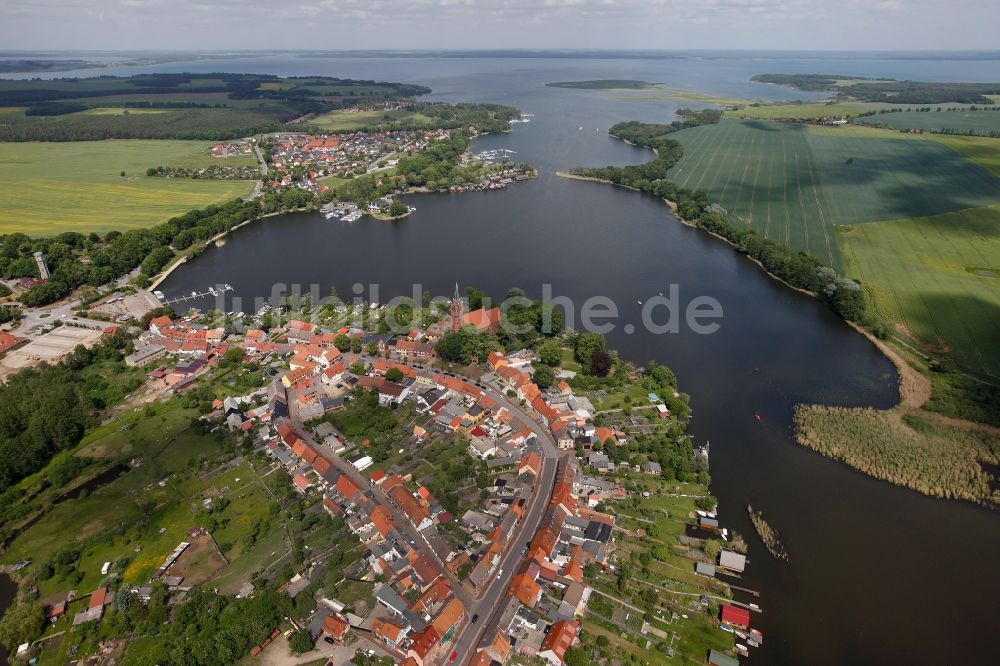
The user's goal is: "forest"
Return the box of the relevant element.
[0,332,133,493]
[0,72,432,141]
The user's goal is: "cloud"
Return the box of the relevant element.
[0,0,996,50]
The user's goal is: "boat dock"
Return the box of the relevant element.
[159,284,233,306]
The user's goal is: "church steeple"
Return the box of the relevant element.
[450,282,464,332]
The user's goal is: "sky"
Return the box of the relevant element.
[1,0,998,52]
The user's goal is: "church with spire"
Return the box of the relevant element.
[450,282,464,333]
[426,283,503,340]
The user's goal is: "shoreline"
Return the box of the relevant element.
[552,169,1000,502]
[148,208,310,291]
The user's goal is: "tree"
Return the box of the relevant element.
[572,332,605,372]
[590,348,612,377]
[220,346,245,368]
[538,340,563,367]
[435,331,466,363]
[532,364,556,389]
[388,199,408,217]
[384,367,403,383]
[0,601,45,650]
[289,628,313,653]
[564,647,590,666]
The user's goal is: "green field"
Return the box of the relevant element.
[808,123,1000,177]
[0,140,254,234]
[725,101,982,121]
[840,205,1000,377]
[665,120,1000,268]
[856,110,1000,135]
[666,120,842,265]
[804,126,1000,225]
[309,108,433,131]
[725,101,893,120]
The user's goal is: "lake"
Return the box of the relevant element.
[13,51,1000,665]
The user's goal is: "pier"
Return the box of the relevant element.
[159,284,233,306]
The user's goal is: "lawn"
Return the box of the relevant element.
[0,140,254,234]
[309,108,432,131]
[839,204,1000,379]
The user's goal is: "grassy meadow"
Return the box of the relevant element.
[0,140,254,234]
[0,399,282,605]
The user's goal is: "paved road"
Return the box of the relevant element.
[287,370,473,608]
[444,373,560,664]
[8,268,141,337]
[294,355,562,664]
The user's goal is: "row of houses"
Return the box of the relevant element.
[467,457,613,665]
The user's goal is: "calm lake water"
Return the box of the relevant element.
[7,51,1000,665]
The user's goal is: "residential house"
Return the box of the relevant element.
[371,617,409,649]
[537,619,578,665]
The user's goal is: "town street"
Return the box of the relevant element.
[290,353,561,664]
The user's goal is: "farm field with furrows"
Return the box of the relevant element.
[666,120,842,267]
[665,119,1000,381]
[666,120,1000,270]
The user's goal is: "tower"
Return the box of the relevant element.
[450,282,464,333]
[33,251,50,280]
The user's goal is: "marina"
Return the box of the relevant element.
[158,284,233,306]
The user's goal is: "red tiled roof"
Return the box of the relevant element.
[430,597,465,637]
[540,619,578,661]
[322,614,349,639]
[336,474,361,500]
[312,455,331,475]
[371,505,394,537]
[406,625,440,660]
[89,587,107,609]
[458,307,501,330]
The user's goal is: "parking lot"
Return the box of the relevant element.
[0,325,105,375]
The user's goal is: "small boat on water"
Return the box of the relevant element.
[754,413,762,422]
